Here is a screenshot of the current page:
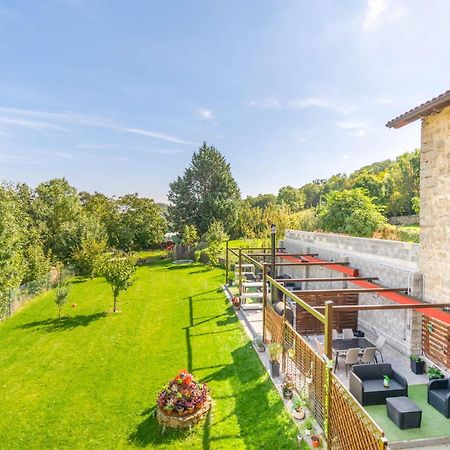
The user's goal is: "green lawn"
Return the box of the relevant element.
[365,384,450,443]
[0,255,296,449]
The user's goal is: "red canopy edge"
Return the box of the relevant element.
[279,254,450,326]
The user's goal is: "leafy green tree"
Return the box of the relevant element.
[277,186,306,212]
[300,180,325,208]
[245,193,277,209]
[318,189,386,237]
[168,142,240,235]
[98,254,136,312]
[348,170,386,204]
[202,220,228,245]
[181,224,199,247]
[0,186,26,314]
[411,196,420,215]
[32,178,84,260]
[71,236,107,277]
[55,284,69,318]
[114,194,166,251]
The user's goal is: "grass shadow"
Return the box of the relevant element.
[128,406,192,448]
[18,312,108,333]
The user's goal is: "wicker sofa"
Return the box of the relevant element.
[428,378,450,417]
[349,363,408,406]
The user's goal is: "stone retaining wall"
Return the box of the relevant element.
[282,230,422,355]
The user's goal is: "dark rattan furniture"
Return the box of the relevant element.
[386,396,422,429]
[349,363,408,406]
[428,378,450,417]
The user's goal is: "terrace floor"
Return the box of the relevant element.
[228,295,450,449]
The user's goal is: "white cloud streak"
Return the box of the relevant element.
[0,107,194,145]
[289,97,351,114]
[335,121,367,137]
[196,108,214,120]
[245,98,281,110]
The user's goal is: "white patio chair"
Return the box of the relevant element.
[315,337,325,357]
[360,347,377,364]
[342,328,354,340]
[344,348,360,376]
[374,336,385,362]
[332,329,339,340]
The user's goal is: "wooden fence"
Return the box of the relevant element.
[263,290,386,450]
[294,291,359,335]
[423,315,450,369]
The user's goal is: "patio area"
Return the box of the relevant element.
[226,245,450,449]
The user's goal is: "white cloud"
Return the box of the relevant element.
[362,0,387,31]
[295,137,308,144]
[245,98,281,110]
[0,107,194,145]
[335,121,367,137]
[0,116,66,132]
[361,0,405,32]
[124,128,194,145]
[196,108,214,120]
[342,154,350,160]
[289,97,350,114]
[52,151,77,159]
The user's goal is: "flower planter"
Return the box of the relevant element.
[157,396,211,429]
[410,359,425,375]
[283,388,293,400]
[270,361,280,378]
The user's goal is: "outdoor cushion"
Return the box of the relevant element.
[430,389,450,401]
[428,379,450,417]
[363,379,404,393]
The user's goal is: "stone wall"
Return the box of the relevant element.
[388,215,419,226]
[282,230,422,355]
[419,106,450,304]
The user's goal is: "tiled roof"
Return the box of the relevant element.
[386,89,450,128]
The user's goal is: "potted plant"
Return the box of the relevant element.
[427,366,445,380]
[253,335,265,352]
[303,417,313,436]
[410,355,425,375]
[383,375,390,388]
[282,374,295,400]
[292,397,306,420]
[311,434,320,448]
[231,296,241,309]
[268,343,282,377]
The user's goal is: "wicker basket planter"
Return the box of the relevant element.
[156,396,211,429]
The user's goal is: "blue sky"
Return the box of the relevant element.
[1,0,449,202]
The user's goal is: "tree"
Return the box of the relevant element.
[98,255,136,312]
[55,284,69,318]
[318,189,386,237]
[0,185,28,315]
[71,236,107,277]
[32,178,84,261]
[277,186,306,212]
[300,180,325,208]
[245,193,277,209]
[181,224,199,247]
[168,142,240,235]
[114,194,166,251]
[202,220,228,245]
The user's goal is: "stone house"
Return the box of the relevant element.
[387,90,450,306]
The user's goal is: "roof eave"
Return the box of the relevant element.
[386,90,450,129]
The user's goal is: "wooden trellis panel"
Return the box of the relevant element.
[283,324,326,427]
[329,374,386,450]
[264,304,284,344]
[422,316,450,369]
[295,292,359,335]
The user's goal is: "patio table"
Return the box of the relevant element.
[332,337,376,372]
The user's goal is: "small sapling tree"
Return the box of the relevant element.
[98,254,136,312]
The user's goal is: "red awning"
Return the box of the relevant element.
[280,254,450,325]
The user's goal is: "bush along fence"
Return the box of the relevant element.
[0,266,69,321]
[226,246,388,450]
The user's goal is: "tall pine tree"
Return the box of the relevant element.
[168,142,240,235]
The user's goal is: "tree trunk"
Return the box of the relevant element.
[113,295,118,312]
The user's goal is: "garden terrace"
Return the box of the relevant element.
[226,245,450,449]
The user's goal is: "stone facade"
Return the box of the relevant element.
[282,231,422,355]
[419,106,450,304]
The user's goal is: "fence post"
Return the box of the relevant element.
[262,263,268,343]
[281,288,287,371]
[324,300,334,446]
[238,248,242,302]
[225,240,229,284]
